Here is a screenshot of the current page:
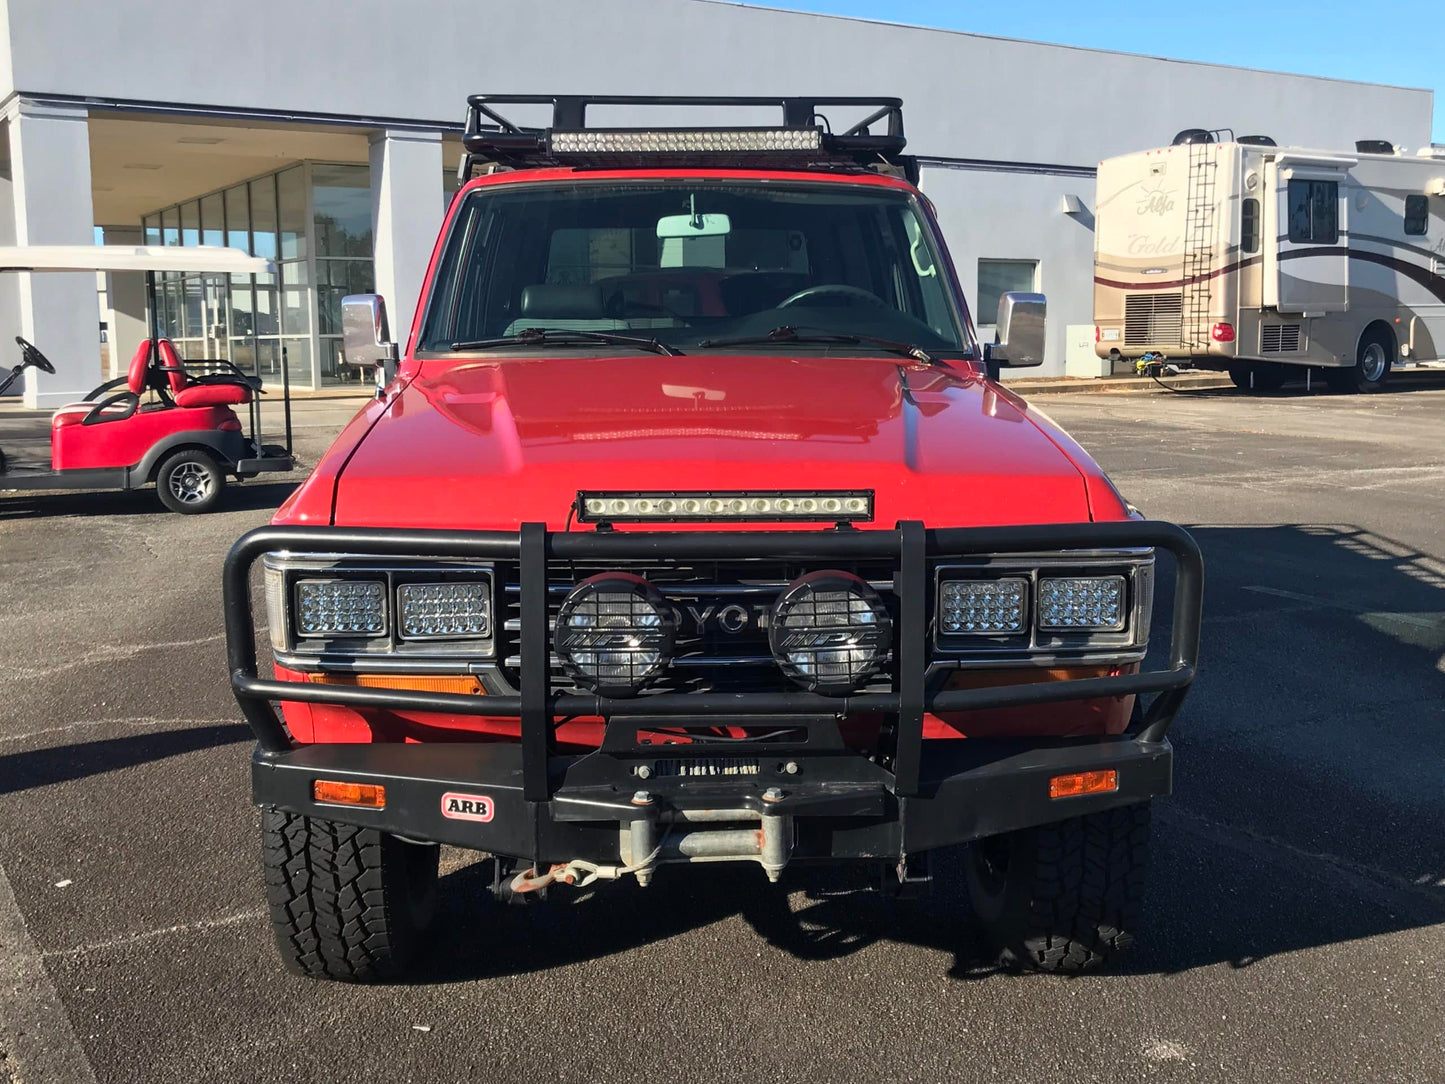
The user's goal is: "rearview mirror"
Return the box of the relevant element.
[341,294,399,395]
[656,212,731,239]
[984,292,1046,369]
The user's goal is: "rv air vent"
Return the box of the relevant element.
[1261,324,1302,354]
[1238,135,1276,146]
[1356,140,1395,154]
[1172,129,1215,146]
[1125,294,1184,346]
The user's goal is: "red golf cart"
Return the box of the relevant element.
[0,245,294,513]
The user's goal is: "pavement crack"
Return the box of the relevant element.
[0,634,225,682]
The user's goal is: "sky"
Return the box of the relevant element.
[732,0,1443,143]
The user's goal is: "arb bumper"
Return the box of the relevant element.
[226,520,1201,878]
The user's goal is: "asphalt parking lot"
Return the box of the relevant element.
[1,380,1443,1083]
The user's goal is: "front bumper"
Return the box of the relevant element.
[226,520,1201,871]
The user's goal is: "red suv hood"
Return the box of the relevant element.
[319,354,1108,530]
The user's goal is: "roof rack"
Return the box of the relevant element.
[458,94,916,183]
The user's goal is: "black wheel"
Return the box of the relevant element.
[155,449,225,514]
[965,803,1151,972]
[261,809,439,982]
[1326,327,1392,393]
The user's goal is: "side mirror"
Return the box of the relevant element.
[341,294,399,394]
[983,292,1047,369]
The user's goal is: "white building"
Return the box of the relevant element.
[0,0,1433,404]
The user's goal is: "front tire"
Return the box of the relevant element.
[1327,327,1393,393]
[965,803,1150,972]
[261,809,439,982]
[155,449,225,514]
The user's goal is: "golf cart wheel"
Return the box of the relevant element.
[965,803,1151,973]
[155,449,225,514]
[261,809,438,983]
[1326,325,1393,393]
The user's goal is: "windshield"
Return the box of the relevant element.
[417,180,970,355]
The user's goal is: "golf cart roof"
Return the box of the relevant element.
[0,245,273,275]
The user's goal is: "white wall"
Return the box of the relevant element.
[922,166,1098,377]
[0,0,1433,162]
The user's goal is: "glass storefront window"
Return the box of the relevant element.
[201,193,224,248]
[313,164,372,257]
[161,208,179,246]
[144,216,160,247]
[316,258,375,336]
[228,276,255,338]
[280,337,311,386]
[278,167,307,261]
[281,260,310,336]
[224,186,250,253]
[251,175,278,261]
[181,201,200,247]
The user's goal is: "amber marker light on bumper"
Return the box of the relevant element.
[312,780,387,808]
[1049,770,1119,800]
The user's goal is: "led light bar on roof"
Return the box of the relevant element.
[549,127,823,156]
[577,490,873,523]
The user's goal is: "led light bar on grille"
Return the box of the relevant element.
[1037,576,1127,631]
[940,578,1027,635]
[396,582,491,640]
[577,491,873,523]
[550,127,823,156]
[295,579,387,638]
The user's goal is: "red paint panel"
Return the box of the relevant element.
[50,404,239,470]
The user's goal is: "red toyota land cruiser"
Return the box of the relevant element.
[224,95,1202,982]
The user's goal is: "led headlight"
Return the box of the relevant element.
[396,582,491,640]
[555,573,677,697]
[939,578,1027,635]
[770,571,892,696]
[294,579,387,638]
[1037,576,1127,631]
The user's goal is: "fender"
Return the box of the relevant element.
[131,428,247,485]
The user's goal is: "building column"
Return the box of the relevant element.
[101,225,148,380]
[369,129,443,349]
[0,100,99,407]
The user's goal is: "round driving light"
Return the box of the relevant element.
[555,573,677,697]
[769,571,892,695]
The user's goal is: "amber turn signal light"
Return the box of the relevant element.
[312,779,386,809]
[1048,769,1118,800]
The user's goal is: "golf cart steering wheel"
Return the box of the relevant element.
[15,336,55,374]
[777,284,889,310]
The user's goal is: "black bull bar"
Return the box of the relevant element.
[226,520,1201,839]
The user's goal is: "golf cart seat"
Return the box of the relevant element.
[155,339,256,407]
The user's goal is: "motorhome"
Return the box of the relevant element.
[1093,131,1445,391]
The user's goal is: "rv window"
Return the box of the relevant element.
[1287,179,1339,245]
[1241,198,1260,254]
[1404,194,1429,237]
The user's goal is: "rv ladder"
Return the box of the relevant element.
[1181,141,1219,350]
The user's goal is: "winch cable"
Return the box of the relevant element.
[509,828,670,894]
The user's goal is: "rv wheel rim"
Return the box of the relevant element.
[170,462,213,504]
[1361,343,1388,382]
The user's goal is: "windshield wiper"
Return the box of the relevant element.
[450,327,683,356]
[695,325,933,364]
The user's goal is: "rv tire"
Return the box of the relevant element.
[1328,327,1393,393]
[1228,363,1286,392]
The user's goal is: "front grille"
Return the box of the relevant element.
[1125,293,1183,345]
[1260,324,1302,353]
[499,558,897,696]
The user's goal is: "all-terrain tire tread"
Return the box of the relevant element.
[1005,803,1150,973]
[260,809,413,982]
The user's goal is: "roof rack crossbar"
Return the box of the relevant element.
[456,94,912,182]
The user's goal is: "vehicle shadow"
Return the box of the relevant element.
[1161,369,1445,399]
[0,724,253,795]
[0,479,298,520]
[411,521,1445,984]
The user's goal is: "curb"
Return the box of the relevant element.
[1004,374,1233,396]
